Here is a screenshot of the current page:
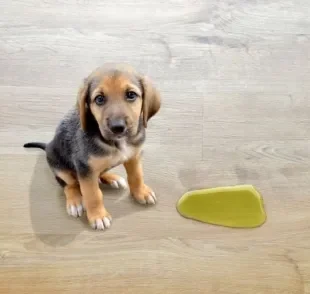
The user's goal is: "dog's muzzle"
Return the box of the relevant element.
[107,118,127,136]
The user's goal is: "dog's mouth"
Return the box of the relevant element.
[112,132,128,140]
[99,125,136,143]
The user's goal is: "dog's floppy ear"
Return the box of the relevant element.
[76,78,89,130]
[140,76,161,128]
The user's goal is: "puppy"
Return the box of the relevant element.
[24,64,161,230]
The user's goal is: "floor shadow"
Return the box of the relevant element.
[29,154,146,247]
[29,154,82,247]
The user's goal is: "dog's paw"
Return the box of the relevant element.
[109,177,128,189]
[99,173,128,189]
[91,217,112,230]
[131,184,157,205]
[66,195,84,218]
[67,203,84,218]
[88,209,112,231]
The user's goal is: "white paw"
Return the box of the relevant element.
[147,191,157,204]
[110,177,128,189]
[91,217,112,230]
[146,191,157,204]
[135,191,157,205]
[67,204,83,218]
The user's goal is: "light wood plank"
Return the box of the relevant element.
[1,0,310,293]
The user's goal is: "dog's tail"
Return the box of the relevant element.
[23,142,47,151]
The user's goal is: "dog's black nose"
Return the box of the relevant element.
[108,119,126,135]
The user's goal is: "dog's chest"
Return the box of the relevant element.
[99,142,136,172]
[111,143,135,165]
[90,141,137,174]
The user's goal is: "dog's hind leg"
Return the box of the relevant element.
[55,170,84,218]
[99,172,128,190]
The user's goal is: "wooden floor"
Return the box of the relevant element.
[1,0,310,293]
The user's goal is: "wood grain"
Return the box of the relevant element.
[1,0,310,293]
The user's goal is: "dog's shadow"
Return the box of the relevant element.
[29,154,145,247]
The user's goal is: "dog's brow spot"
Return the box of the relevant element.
[98,72,140,96]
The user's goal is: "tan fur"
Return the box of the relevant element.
[78,176,110,222]
[140,76,161,128]
[80,144,139,221]
[100,173,124,185]
[77,66,161,132]
[123,153,154,203]
[88,144,139,175]
[89,74,143,137]
[64,185,83,209]
[55,170,83,211]
[56,170,77,185]
[77,80,89,131]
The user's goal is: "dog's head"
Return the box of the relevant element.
[77,64,161,141]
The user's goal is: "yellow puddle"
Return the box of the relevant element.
[176,185,266,228]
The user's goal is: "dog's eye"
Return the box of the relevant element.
[126,91,137,102]
[94,95,106,105]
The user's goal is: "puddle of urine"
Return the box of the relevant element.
[176,185,266,228]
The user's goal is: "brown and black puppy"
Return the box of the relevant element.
[24,64,161,230]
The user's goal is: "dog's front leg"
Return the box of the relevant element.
[78,174,112,230]
[124,154,157,205]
